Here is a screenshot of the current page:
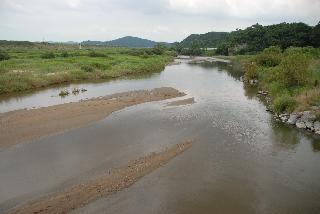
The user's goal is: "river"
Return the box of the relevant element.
[0,59,320,213]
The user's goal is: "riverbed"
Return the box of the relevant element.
[1,59,320,213]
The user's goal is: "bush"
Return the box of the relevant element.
[0,50,10,61]
[61,51,69,57]
[152,44,166,55]
[272,94,297,113]
[88,51,107,57]
[41,52,55,59]
[255,46,282,67]
[244,62,258,80]
[90,63,110,70]
[285,46,320,59]
[81,65,95,72]
[278,52,311,87]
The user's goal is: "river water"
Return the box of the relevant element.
[0,59,320,213]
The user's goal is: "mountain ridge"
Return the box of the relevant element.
[82,36,171,48]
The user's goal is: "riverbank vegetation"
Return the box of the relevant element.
[0,42,173,94]
[175,21,319,57]
[242,46,320,113]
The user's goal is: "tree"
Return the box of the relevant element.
[189,41,203,56]
[0,50,10,61]
[311,22,320,47]
[171,42,183,54]
[152,44,166,55]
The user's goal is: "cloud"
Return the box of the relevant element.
[168,0,319,21]
[0,0,319,42]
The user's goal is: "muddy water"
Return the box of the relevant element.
[1,60,320,213]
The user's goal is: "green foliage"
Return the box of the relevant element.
[284,46,320,59]
[90,62,111,70]
[216,43,229,55]
[41,52,55,59]
[171,42,183,54]
[242,46,320,112]
[0,50,10,61]
[277,51,311,87]
[255,46,282,67]
[180,32,228,48]
[81,65,95,73]
[311,22,320,47]
[216,22,316,55]
[272,94,297,113]
[61,51,69,57]
[152,44,166,55]
[244,63,258,80]
[88,51,107,57]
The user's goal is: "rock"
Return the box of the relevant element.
[305,121,314,130]
[314,121,320,132]
[300,111,316,123]
[279,113,289,122]
[296,121,306,129]
[316,130,320,135]
[288,114,300,125]
[310,106,320,111]
[249,79,258,85]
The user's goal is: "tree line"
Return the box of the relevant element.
[173,22,320,56]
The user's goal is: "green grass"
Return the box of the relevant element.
[0,45,173,94]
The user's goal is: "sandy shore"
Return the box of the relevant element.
[8,140,193,214]
[0,87,185,150]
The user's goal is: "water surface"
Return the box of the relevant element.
[0,60,320,213]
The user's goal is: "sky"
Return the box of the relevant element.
[0,0,319,42]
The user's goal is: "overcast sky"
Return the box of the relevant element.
[0,0,319,42]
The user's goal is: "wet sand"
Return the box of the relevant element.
[0,87,185,150]
[8,140,193,214]
[167,97,195,107]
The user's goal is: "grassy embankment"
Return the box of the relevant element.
[0,43,174,95]
[221,47,320,113]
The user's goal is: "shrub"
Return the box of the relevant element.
[88,51,106,57]
[81,65,95,72]
[255,46,282,67]
[284,46,320,59]
[61,51,69,57]
[41,52,55,59]
[244,62,258,80]
[90,63,110,70]
[0,50,10,61]
[272,94,297,113]
[152,44,166,55]
[278,52,311,87]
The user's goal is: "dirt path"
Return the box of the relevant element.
[0,87,185,150]
[8,140,193,214]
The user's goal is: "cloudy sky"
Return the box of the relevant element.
[0,0,319,42]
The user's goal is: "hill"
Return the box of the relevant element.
[180,32,229,48]
[216,22,320,55]
[82,36,171,48]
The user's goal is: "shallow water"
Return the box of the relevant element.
[0,60,320,213]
